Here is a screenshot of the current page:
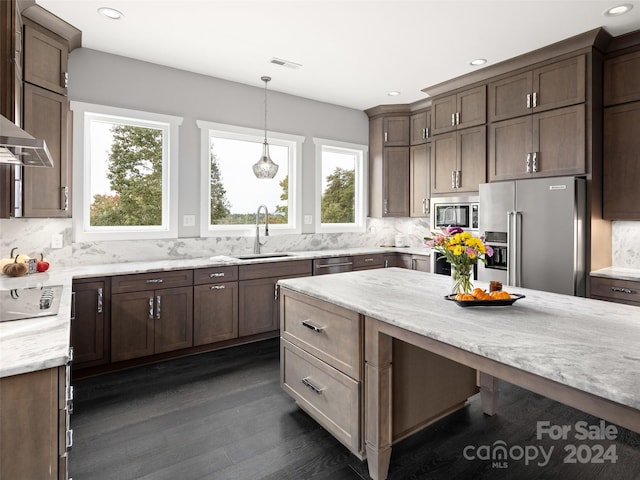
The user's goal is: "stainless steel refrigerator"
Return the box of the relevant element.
[478,176,586,296]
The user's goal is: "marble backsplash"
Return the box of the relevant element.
[1,217,638,270]
[0,217,432,268]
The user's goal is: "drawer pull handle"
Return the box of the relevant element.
[210,272,225,278]
[302,320,324,333]
[146,279,164,284]
[302,377,324,394]
[210,285,226,290]
[610,287,634,294]
[364,258,374,262]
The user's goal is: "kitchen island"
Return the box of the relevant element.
[278,268,640,480]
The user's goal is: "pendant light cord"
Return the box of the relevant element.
[262,76,271,144]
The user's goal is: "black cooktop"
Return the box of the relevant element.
[0,285,63,322]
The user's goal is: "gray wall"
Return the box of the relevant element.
[68,48,369,237]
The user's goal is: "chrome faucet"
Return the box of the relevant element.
[254,204,269,254]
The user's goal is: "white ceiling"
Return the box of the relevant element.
[37,0,640,111]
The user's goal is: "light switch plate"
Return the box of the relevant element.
[183,215,196,227]
[304,215,312,225]
[51,234,63,249]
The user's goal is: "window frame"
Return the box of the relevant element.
[313,137,368,233]
[197,120,304,237]
[71,101,182,242]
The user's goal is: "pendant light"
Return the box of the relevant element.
[252,76,279,179]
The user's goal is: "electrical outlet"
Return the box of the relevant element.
[304,215,313,225]
[183,215,196,227]
[51,234,63,249]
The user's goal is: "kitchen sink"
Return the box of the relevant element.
[230,253,293,260]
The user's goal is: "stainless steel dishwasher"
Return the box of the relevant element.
[312,256,353,275]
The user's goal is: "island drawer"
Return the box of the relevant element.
[281,289,362,380]
[591,277,640,306]
[111,269,193,293]
[194,266,238,285]
[281,339,360,454]
[352,253,385,270]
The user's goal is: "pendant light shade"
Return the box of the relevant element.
[253,76,279,179]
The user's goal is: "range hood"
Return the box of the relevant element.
[0,114,54,167]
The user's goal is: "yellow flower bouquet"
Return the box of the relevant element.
[424,226,494,294]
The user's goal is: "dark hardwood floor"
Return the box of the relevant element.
[70,338,640,480]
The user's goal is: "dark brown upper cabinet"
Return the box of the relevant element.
[488,55,586,123]
[432,85,486,135]
[23,22,68,95]
[410,110,431,145]
[604,50,640,106]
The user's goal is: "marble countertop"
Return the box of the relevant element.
[278,268,640,411]
[0,246,429,378]
[590,266,640,282]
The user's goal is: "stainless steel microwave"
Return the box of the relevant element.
[430,196,479,231]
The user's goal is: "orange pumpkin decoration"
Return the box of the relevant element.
[490,290,511,300]
[455,293,476,301]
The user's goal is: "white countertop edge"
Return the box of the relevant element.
[590,266,640,282]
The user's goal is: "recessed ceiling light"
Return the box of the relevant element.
[98,7,124,20]
[604,4,633,16]
[388,91,401,97]
[469,58,487,67]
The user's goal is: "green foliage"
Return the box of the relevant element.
[90,125,163,226]
[210,148,231,223]
[321,167,355,223]
[275,175,288,220]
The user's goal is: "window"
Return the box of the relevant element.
[314,138,367,233]
[197,121,303,236]
[71,102,182,241]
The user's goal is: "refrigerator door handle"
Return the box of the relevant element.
[515,211,523,287]
[507,211,514,285]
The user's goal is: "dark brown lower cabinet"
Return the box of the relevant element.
[0,367,70,480]
[71,279,108,369]
[194,281,238,345]
[111,286,193,362]
[238,260,313,337]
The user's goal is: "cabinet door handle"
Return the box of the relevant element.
[611,287,634,294]
[526,153,532,173]
[145,279,164,284]
[97,287,103,314]
[149,297,154,320]
[451,170,456,189]
[210,285,226,290]
[302,320,324,333]
[209,272,225,278]
[274,283,280,301]
[422,128,426,139]
[302,377,324,394]
[61,186,69,211]
[532,91,538,108]
[451,113,456,126]
[384,131,388,143]
[384,199,388,215]
[532,152,538,172]
[156,296,161,320]
[425,127,429,139]
[62,72,69,88]
[456,170,461,188]
[526,93,531,109]
[456,111,460,125]
[70,292,76,321]
[364,258,374,262]
[384,259,389,268]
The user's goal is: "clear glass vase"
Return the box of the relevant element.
[451,264,474,295]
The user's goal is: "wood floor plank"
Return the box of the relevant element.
[70,338,640,480]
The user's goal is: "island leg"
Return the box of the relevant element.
[479,372,500,415]
[365,318,393,480]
